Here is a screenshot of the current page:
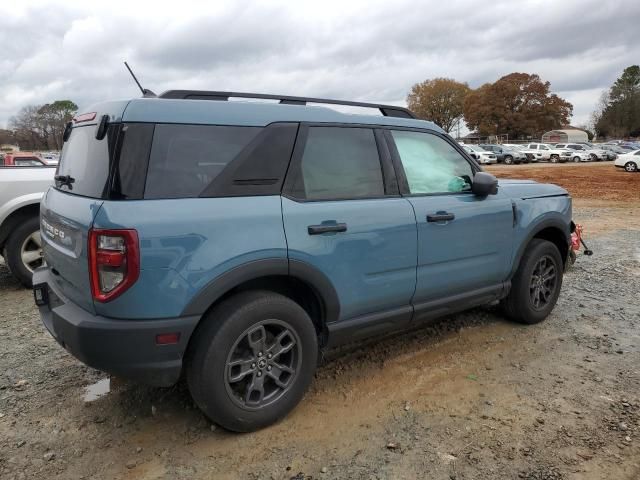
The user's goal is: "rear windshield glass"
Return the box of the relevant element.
[144,124,261,199]
[56,124,113,198]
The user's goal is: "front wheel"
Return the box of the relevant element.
[3,216,43,288]
[550,154,559,163]
[504,155,513,165]
[573,156,580,163]
[624,161,638,172]
[186,291,318,432]
[501,239,563,325]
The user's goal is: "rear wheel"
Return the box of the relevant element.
[550,154,559,163]
[502,239,563,325]
[4,216,42,288]
[186,291,318,432]
[624,161,638,172]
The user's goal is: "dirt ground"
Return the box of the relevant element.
[1,162,639,480]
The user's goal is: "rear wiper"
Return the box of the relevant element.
[54,174,75,189]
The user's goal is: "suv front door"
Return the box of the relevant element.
[282,125,417,336]
[385,130,513,322]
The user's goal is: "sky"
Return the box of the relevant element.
[1,0,639,130]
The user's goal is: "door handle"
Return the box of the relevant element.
[308,223,347,235]
[426,212,455,222]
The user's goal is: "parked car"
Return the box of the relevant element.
[40,153,60,165]
[462,144,498,164]
[34,91,575,432]
[614,150,640,172]
[599,144,626,157]
[555,143,606,161]
[579,143,613,161]
[504,143,545,163]
[520,143,572,163]
[0,166,55,286]
[2,152,49,167]
[479,144,526,164]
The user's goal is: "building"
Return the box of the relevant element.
[541,129,588,144]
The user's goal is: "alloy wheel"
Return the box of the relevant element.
[625,162,638,172]
[529,255,557,310]
[20,231,43,273]
[225,320,301,410]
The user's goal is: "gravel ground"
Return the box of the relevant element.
[1,164,639,479]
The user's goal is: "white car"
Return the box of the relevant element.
[556,143,606,161]
[521,143,573,163]
[503,144,542,162]
[462,145,498,164]
[614,150,640,172]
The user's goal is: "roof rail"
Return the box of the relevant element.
[158,90,416,119]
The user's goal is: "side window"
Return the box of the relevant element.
[539,145,549,151]
[390,130,474,194]
[144,124,261,199]
[529,145,537,150]
[292,127,384,200]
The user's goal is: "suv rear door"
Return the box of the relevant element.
[282,125,417,335]
[385,130,513,321]
[40,121,119,313]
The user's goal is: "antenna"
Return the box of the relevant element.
[124,62,156,98]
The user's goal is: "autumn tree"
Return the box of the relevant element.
[463,73,572,138]
[594,66,640,138]
[407,78,471,133]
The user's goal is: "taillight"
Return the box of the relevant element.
[88,229,140,302]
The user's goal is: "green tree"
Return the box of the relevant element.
[463,73,572,139]
[595,66,640,138]
[407,78,471,133]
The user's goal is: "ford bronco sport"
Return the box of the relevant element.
[34,91,573,432]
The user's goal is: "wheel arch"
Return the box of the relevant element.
[181,258,340,346]
[0,203,40,252]
[510,219,570,279]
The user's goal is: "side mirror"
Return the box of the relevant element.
[472,172,498,196]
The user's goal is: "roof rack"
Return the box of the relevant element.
[158,90,416,119]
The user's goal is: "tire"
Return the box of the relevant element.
[501,239,563,325]
[624,161,638,172]
[504,155,513,165]
[186,290,318,432]
[3,216,43,288]
[550,154,559,163]
[590,154,598,162]
[573,156,580,163]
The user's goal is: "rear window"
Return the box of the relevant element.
[56,124,115,198]
[144,124,261,199]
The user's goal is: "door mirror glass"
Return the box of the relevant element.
[471,172,498,197]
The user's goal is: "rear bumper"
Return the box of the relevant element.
[33,267,200,387]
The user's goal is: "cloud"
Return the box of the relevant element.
[1,0,639,129]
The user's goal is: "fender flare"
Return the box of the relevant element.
[509,216,570,278]
[181,258,340,324]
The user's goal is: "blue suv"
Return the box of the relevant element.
[33,90,573,431]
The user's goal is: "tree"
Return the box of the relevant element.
[8,100,77,150]
[463,73,573,139]
[594,66,640,138]
[407,78,471,133]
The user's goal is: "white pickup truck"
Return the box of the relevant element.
[0,166,54,286]
[520,143,573,163]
